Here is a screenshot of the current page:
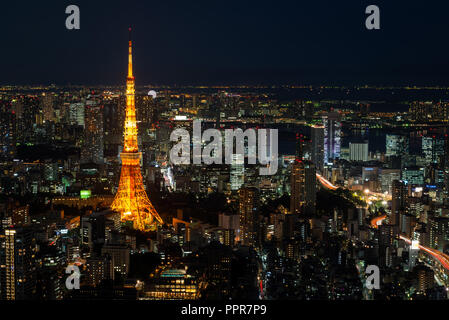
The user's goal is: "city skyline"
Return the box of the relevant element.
[3,0,449,306]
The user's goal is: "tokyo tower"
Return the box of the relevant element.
[111,29,163,231]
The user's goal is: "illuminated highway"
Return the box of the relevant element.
[317,173,449,272]
[316,173,338,190]
[316,173,391,201]
[370,215,387,228]
[368,214,449,271]
[399,235,449,271]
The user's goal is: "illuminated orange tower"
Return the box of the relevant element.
[111,29,163,231]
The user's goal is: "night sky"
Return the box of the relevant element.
[1,0,449,85]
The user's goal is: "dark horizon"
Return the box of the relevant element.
[2,0,449,86]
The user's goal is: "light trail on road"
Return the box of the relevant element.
[399,235,449,270]
[316,173,338,190]
[317,172,449,271]
[316,172,449,272]
[370,215,387,228]
[316,173,392,205]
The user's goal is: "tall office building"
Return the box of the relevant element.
[409,102,432,121]
[41,93,55,122]
[11,205,30,226]
[20,96,40,142]
[85,257,111,287]
[218,212,239,243]
[11,98,23,119]
[391,180,406,227]
[386,134,409,157]
[69,103,85,127]
[349,141,369,162]
[103,100,120,137]
[378,224,394,267]
[295,132,305,161]
[0,227,37,300]
[0,99,16,160]
[103,100,122,159]
[429,217,449,250]
[239,187,259,247]
[408,241,420,269]
[422,136,445,165]
[402,166,425,186]
[230,154,244,191]
[414,265,435,293]
[311,125,325,172]
[444,133,449,195]
[101,244,130,281]
[290,161,316,215]
[136,95,157,132]
[380,169,401,194]
[323,112,341,164]
[81,104,104,164]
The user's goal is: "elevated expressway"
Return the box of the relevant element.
[316,172,449,273]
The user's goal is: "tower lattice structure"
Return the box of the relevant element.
[111,30,163,231]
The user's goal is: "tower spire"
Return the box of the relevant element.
[128,27,133,78]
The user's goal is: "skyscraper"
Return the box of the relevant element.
[391,180,406,227]
[230,154,244,191]
[239,187,259,247]
[0,227,36,300]
[409,102,432,122]
[0,99,16,160]
[380,169,401,194]
[414,265,435,293]
[41,93,55,122]
[290,161,316,215]
[323,112,341,164]
[69,103,85,127]
[429,217,449,250]
[349,141,369,162]
[81,103,104,164]
[386,134,409,157]
[111,30,163,231]
[422,136,445,165]
[311,125,324,172]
